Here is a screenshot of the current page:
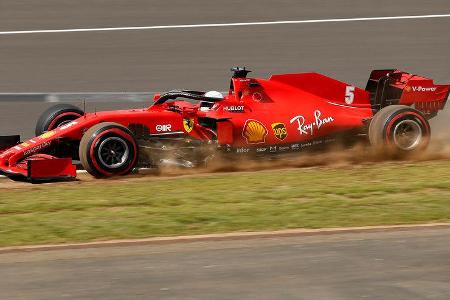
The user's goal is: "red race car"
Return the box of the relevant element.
[1,67,449,182]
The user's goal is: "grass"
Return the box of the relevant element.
[1,160,450,247]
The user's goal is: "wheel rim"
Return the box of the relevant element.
[98,137,130,168]
[392,119,422,151]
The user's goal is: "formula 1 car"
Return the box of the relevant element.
[0,67,449,182]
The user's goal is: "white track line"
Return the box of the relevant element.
[0,14,449,35]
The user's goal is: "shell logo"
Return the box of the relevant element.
[242,119,268,144]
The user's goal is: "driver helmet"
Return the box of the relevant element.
[200,91,223,111]
[204,91,224,99]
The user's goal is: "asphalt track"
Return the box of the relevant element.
[1,227,450,300]
[0,0,450,139]
[1,0,449,92]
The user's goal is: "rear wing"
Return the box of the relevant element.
[366,69,450,117]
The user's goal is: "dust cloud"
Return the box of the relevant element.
[147,108,450,176]
[154,138,450,178]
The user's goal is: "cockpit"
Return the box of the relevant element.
[152,67,252,107]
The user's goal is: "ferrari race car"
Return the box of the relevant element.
[0,67,449,182]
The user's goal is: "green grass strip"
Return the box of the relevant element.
[1,160,450,247]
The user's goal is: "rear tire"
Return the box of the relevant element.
[79,122,138,178]
[35,104,84,136]
[369,105,430,154]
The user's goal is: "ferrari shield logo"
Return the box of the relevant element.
[183,118,194,133]
[242,119,268,144]
[271,123,287,141]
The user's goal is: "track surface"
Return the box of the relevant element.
[1,227,450,300]
[0,0,449,139]
[1,0,449,92]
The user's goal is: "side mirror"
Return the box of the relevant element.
[153,93,161,102]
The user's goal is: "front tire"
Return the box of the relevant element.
[79,122,138,178]
[35,104,84,136]
[369,105,430,154]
